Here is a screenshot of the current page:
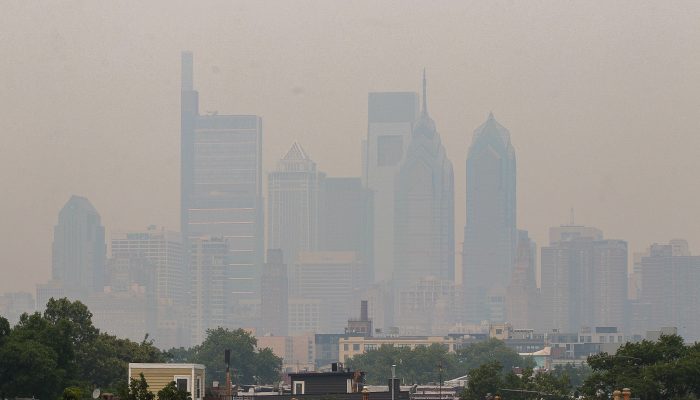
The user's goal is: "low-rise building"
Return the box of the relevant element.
[128,363,205,400]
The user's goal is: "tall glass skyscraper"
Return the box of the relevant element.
[267,142,320,265]
[462,113,517,323]
[51,195,106,298]
[180,52,264,332]
[363,91,419,284]
[393,72,454,296]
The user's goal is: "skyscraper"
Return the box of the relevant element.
[50,195,106,299]
[181,52,264,329]
[540,225,627,332]
[462,113,517,323]
[110,226,184,347]
[318,177,373,273]
[267,143,320,265]
[189,237,229,345]
[393,72,454,331]
[639,240,700,341]
[363,91,419,284]
[505,230,538,329]
[260,249,288,336]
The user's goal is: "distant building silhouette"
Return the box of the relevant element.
[260,249,288,336]
[189,236,229,345]
[110,226,184,348]
[540,225,627,332]
[48,195,106,302]
[462,114,517,323]
[318,177,373,278]
[638,240,700,341]
[363,91,419,286]
[393,72,454,332]
[268,143,320,265]
[505,230,538,329]
[180,51,264,331]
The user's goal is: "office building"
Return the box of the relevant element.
[505,230,538,328]
[181,52,264,329]
[318,177,373,272]
[190,237,229,345]
[268,143,320,265]
[393,72,454,309]
[260,249,289,336]
[540,225,627,332]
[290,251,368,333]
[110,226,183,347]
[363,92,419,284]
[638,240,700,341]
[0,292,35,326]
[462,113,517,323]
[51,195,106,299]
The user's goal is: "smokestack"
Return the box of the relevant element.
[361,300,368,321]
[181,51,194,91]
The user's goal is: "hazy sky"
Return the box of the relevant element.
[2,1,700,294]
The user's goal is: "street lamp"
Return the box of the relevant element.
[391,364,396,400]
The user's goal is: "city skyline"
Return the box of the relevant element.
[3,1,700,298]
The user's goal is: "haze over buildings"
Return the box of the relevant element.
[3,2,700,350]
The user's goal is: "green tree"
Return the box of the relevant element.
[460,361,503,400]
[157,381,191,400]
[0,337,64,398]
[176,327,281,385]
[62,386,83,400]
[455,339,534,373]
[580,334,700,399]
[123,373,155,400]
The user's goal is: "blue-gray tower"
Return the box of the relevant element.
[463,113,517,323]
[393,72,455,332]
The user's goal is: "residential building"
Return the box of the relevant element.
[128,363,205,400]
[268,143,321,265]
[638,241,700,341]
[462,113,517,323]
[540,225,627,332]
[110,227,184,348]
[339,335,462,362]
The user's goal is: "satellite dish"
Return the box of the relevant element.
[92,388,101,399]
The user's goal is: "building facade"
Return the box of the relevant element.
[393,73,454,332]
[462,114,517,323]
[268,143,320,265]
[363,92,419,285]
[260,249,289,336]
[181,52,264,331]
[50,195,106,300]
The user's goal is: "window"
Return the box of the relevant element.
[196,377,201,399]
[175,377,189,391]
[344,344,349,351]
[353,344,360,351]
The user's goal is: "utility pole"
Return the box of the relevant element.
[391,364,396,400]
[437,361,443,400]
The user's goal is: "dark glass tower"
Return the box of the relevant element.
[462,113,517,323]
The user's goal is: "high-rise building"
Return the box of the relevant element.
[505,230,538,328]
[462,114,517,323]
[267,143,320,265]
[181,52,264,329]
[540,225,627,332]
[0,292,35,326]
[289,251,367,333]
[50,195,106,299]
[110,226,184,348]
[318,177,373,274]
[363,92,419,284]
[260,249,288,336]
[393,73,454,292]
[190,237,229,345]
[638,240,700,341]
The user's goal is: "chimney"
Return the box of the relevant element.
[361,300,368,321]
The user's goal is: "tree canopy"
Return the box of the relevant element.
[165,327,283,386]
[580,334,700,399]
[0,298,165,399]
[346,339,535,385]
